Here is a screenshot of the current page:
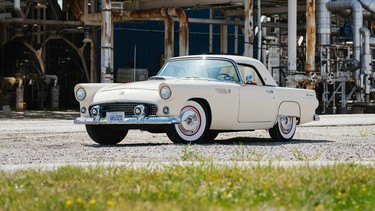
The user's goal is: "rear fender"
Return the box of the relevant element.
[277,102,301,124]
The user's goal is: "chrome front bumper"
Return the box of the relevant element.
[74,116,181,125]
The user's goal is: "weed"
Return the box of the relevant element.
[180,144,203,161]
[359,128,370,137]
[291,148,325,161]
[0,163,374,210]
[230,144,266,161]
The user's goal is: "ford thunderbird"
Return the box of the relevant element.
[74,55,319,145]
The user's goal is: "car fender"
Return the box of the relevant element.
[277,101,301,122]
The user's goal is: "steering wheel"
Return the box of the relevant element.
[217,73,231,80]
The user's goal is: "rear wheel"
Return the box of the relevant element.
[86,125,128,145]
[165,100,210,144]
[269,116,297,142]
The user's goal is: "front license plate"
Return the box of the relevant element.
[108,112,125,123]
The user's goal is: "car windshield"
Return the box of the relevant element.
[158,59,240,82]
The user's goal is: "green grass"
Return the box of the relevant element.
[0,163,374,211]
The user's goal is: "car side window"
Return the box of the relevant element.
[238,65,264,85]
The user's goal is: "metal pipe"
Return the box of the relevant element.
[14,0,25,18]
[316,0,331,46]
[234,18,239,55]
[209,9,213,54]
[306,0,316,75]
[90,41,96,82]
[164,15,174,60]
[220,18,228,54]
[166,8,189,56]
[244,0,254,57]
[360,27,371,101]
[257,0,261,60]
[326,0,364,102]
[288,0,297,73]
[44,75,58,87]
[326,0,362,62]
[15,87,24,111]
[101,0,112,83]
[359,0,375,12]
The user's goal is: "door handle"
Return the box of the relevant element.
[266,90,274,94]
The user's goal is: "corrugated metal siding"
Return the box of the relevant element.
[112,9,244,78]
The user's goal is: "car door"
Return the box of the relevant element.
[238,65,277,123]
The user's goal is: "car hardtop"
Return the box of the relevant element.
[164,55,278,86]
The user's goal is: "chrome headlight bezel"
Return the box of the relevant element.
[160,86,172,100]
[76,88,86,101]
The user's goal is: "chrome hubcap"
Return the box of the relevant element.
[180,109,200,135]
[280,116,293,134]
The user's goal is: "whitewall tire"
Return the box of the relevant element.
[269,116,297,142]
[165,100,210,144]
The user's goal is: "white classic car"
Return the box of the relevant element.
[74,55,319,145]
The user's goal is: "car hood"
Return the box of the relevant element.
[99,80,162,91]
[92,80,165,103]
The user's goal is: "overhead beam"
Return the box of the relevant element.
[123,0,244,10]
[224,4,306,16]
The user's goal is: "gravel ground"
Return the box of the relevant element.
[0,112,375,169]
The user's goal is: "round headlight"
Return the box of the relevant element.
[160,86,172,100]
[76,88,86,101]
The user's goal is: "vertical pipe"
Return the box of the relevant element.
[244,0,254,57]
[90,0,96,14]
[220,19,228,54]
[306,0,316,75]
[100,0,113,83]
[209,9,213,54]
[316,0,331,46]
[134,45,136,82]
[16,87,24,111]
[234,18,239,55]
[14,0,25,18]
[288,0,297,73]
[167,8,189,56]
[360,27,371,101]
[37,8,41,44]
[84,0,88,17]
[90,41,95,82]
[164,15,174,60]
[51,86,59,110]
[257,0,261,60]
[326,0,363,102]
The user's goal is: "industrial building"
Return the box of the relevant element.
[1,0,375,114]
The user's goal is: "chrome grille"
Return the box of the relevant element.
[90,103,158,117]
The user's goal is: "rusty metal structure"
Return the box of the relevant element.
[1,0,375,113]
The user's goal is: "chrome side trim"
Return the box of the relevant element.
[74,116,181,125]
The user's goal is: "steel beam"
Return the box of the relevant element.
[124,0,244,10]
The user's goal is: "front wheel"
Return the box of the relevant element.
[165,100,210,144]
[86,125,128,145]
[268,116,297,142]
